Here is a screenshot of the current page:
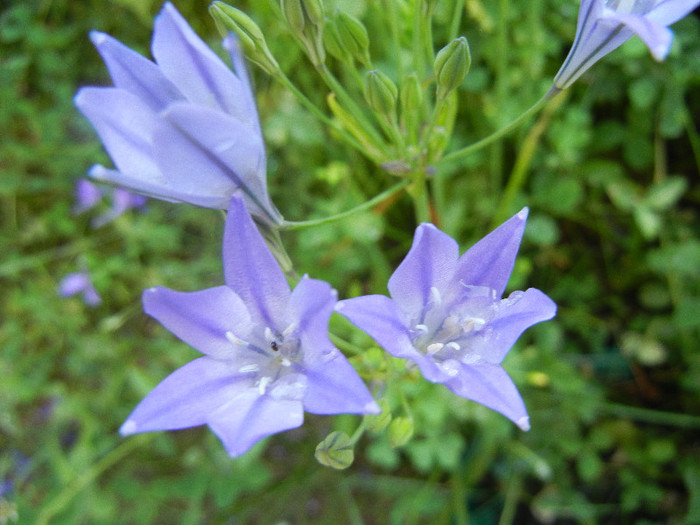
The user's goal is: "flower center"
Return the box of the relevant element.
[225,323,301,394]
[409,286,493,373]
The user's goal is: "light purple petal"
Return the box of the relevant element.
[152,3,253,124]
[286,276,336,351]
[223,195,290,327]
[207,388,304,457]
[336,295,450,383]
[608,12,673,60]
[388,224,459,314]
[120,356,250,434]
[648,0,700,25]
[222,35,261,135]
[154,103,278,222]
[87,165,231,209]
[303,352,380,414]
[89,30,183,111]
[444,362,530,430]
[143,286,253,360]
[454,208,528,297]
[471,288,557,364]
[74,87,162,183]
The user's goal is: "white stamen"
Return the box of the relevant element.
[429,286,442,307]
[414,324,429,334]
[282,323,297,338]
[238,364,260,374]
[445,342,461,352]
[426,343,444,356]
[225,331,248,347]
[280,358,292,367]
[264,327,276,343]
[464,318,486,332]
[257,376,273,395]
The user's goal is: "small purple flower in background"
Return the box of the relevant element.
[73,179,103,215]
[58,271,102,306]
[120,195,379,457]
[72,179,147,227]
[336,209,556,431]
[554,0,700,89]
[74,2,281,227]
[91,188,148,228]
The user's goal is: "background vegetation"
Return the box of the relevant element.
[1,0,699,523]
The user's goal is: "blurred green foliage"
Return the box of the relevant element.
[1,0,700,523]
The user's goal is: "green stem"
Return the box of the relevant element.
[438,87,560,167]
[281,180,409,230]
[407,172,432,224]
[448,0,464,41]
[451,472,470,525]
[273,70,365,153]
[319,65,386,148]
[682,105,700,176]
[490,90,566,227]
[600,402,700,428]
[348,418,368,446]
[35,435,153,525]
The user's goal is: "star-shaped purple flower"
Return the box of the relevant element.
[120,194,379,457]
[74,2,281,227]
[336,209,556,430]
[554,0,700,89]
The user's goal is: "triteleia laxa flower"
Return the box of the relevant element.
[74,2,281,227]
[120,194,379,457]
[58,271,101,306]
[554,0,700,89]
[336,209,557,431]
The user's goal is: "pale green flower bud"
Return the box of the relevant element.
[434,36,471,99]
[315,431,354,469]
[400,73,423,114]
[281,0,306,33]
[335,12,370,66]
[280,0,325,66]
[301,0,324,26]
[209,2,280,75]
[364,70,398,118]
[400,72,423,140]
[322,18,347,62]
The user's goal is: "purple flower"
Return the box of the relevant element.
[554,0,700,89]
[91,188,148,228]
[336,209,556,431]
[58,271,101,306]
[120,195,379,457]
[74,2,281,227]
[73,179,103,215]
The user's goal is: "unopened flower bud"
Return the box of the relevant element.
[322,18,347,62]
[315,431,354,469]
[301,0,324,26]
[280,0,306,33]
[364,70,398,118]
[280,0,325,66]
[434,36,471,99]
[209,2,280,75]
[400,73,423,140]
[335,12,370,66]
